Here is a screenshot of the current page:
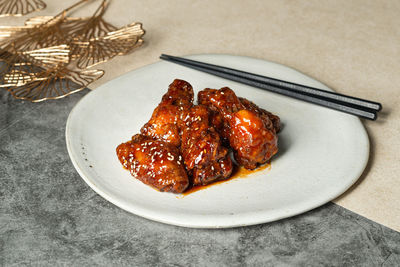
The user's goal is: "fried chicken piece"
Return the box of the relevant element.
[238,97,280,133]
[206,108,230,144]
[181,105,233,185]
[181,105,226,168]
[198,87,279,170]
[140,79,193,146]
[139,79,232,187]
[229,109,278,169]
[116,134,189,193]
[200,94,281,138]
[192,156,233,186]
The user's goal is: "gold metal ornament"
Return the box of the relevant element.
[0,0,46,17]
[0,45,70,87]
[66,0,145,68]
[0,0,145,102]
[72,22,145,69]
[7,67,104,102]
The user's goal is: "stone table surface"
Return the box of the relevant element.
[1,90,400,266]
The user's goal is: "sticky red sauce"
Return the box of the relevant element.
[178,162,271,197]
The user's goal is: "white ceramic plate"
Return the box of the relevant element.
[66,54,369,228]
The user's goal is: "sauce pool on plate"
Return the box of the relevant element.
[179,163,271,197]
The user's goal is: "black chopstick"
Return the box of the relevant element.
[161,54,381,112]
[160,54,381,120]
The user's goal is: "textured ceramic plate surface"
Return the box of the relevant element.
[66,54,369,228]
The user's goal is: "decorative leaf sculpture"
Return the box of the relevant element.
[0,0,46,17]
[0,0,145,102]
[0,45,70,87]
[7,67,104,102]
[66,1,145,68]
[73,22,144,69]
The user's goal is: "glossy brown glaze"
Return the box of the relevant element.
[233,161,271,178]
[198,87,279,170]
[181,163,271,196]
[140,79,193,146]
[181,105,232,186]
[116,134,189,193]
[192,156,233,186]
[117,80,280,193]
[238,97,281,133]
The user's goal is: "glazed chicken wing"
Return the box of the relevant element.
[238,97,280,133]
[191,156,233,186]
[198,87,279,170]
[116,134,189,193]
[181,105,233,185]
[140,79,194,146]
[117,79,280,193]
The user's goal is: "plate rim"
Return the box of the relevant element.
[65,54,370,228]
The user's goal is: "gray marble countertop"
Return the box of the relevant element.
[1,89,400,266]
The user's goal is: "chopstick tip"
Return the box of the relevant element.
[160,53,172,59]
[367,112,378,121]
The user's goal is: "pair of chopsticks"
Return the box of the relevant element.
[160,54,382,120]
